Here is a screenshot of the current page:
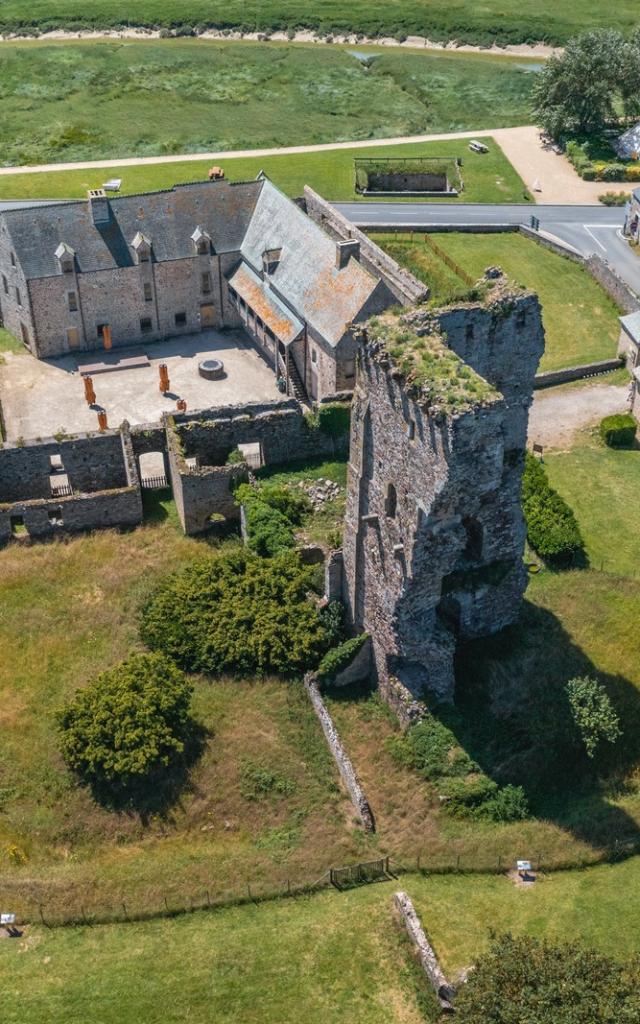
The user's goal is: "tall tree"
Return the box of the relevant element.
[533,30,625,139]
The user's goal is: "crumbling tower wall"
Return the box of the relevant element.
[342,279,544,720]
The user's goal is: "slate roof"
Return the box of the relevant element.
[1,179,263,279]
[228,261,304,344]
[240,178,382,347]
[619,310,640,344]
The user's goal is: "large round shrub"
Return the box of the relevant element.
[140,549,330,678]
[599,413,637,449]
[58,652,194,795]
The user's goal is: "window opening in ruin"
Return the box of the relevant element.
[16,287,22,306]
[48,508,63,526]
[10,515,25,536]
[408,419,416,441]
[463,516,483,561]
[385,483,397,519]
[10,251,15,267]
[2,275,7,295]
[344,358,355,378]
[140,317,153,333]
[201,272,212,295]
[175,311,187,326]
[67,291,78,312]
[143,282,153,302]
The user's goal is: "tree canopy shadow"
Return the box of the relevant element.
[438,599,640,851]
[86,720,209,823]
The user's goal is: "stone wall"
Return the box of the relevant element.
[304,673,375,831]
[0,422,142,542]
[393,891,455,1011]
[342,290,544,713]
[534,358,624,389]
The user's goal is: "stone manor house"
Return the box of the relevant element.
[0,175,405,401]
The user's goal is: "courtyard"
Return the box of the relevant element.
[0,329,280,441]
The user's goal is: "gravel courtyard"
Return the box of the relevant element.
[0,330,280,441]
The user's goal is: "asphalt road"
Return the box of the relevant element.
[336,202,639,294]
[1,197,637,294]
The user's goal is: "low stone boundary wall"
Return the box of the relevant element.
[393,891,455,1012]
[534,358,624,389]
[304,673,375,832]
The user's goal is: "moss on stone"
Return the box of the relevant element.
[366,311,499,416]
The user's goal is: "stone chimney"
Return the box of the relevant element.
[336,239,360,270]
[88,189,110,226]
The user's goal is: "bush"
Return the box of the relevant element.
[57,652,194,797]
[307,402,351,437]
[522,453,584,564]
[566,676,621,758]
[317,633,368,683]
[599,413,637,448]
[235,482,310,558]
[140,550,331,678]
[599,191,630,206]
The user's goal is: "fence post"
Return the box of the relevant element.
[164,896,169,913]
[206,890,211,908]
[39,904,47,927]
[122,902,128,920]
[417,852,421,872]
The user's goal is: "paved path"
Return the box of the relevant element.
[528,382,630,449]
[0,128,512,177]
[0,125,627,207]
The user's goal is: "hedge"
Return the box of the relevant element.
[522,453,584,564]
[316,633,368,683]
[599,413,637,449]
[306,402,351,438]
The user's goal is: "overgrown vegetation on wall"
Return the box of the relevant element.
[522,453,584,564]
[235,482,310,557]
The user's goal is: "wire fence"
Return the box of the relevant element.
[7,836,640,930]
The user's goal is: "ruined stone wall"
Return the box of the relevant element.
[0,423,142,542]
[342,291,544,713]
[0,427,136,503]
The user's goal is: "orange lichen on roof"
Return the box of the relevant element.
[230,263,303,344]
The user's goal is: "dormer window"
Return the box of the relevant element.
[191,226,211,255]
[131,231,152,265]
[262,248,282,275]
[55,242,75,275]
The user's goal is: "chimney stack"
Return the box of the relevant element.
[336,239,360,270]
[88,189,110,226]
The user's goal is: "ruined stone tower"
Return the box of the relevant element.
[342,274,545,720]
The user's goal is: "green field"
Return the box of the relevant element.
[0,135,530,204]
[372,232,621,370]
[3,860,640,1023]
[0,0,638,46]
[0,40,535,166]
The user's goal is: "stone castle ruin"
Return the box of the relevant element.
[342,279,544,716]
[0,185,544,716]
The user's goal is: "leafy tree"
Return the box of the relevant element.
[455,934,640,1024]
[141,549,330,678]
[566,676,621,759]
[532,30,626,139]
[58,652,195,798]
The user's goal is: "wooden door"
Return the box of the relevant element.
[67,327,80,350]
[200,304,215,328]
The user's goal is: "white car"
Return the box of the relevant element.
[468,140,489,154]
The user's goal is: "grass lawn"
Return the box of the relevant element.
[0,521,368,919]
[256,455,348,547]
[544,434,640,578]
[0,327,26,354]
[0,39,534,167]
[0,137,529,206]
[372,232,621,370]
[3,860,640,1023]
[0,0,638,46]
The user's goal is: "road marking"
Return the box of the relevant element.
[584,225,607,251]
